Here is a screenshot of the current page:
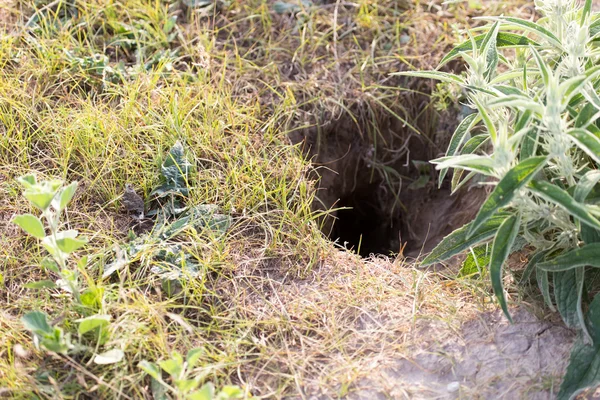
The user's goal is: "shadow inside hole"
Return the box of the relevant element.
[331,184,400,257]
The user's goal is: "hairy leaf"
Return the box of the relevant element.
[491,214,520,322]
[421,213,510,266]
[469,156,546,236]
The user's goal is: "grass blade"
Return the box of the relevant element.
[438,113,480,187]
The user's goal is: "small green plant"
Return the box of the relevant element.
[14,175,86,303]
[397,0,600,397]
[139,349,245,400]
[14,175,122,363]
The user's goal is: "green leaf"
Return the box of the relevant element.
[392,70,466,84]
[530,45,551,87]
[77,314,111,335]
[55,230,88,254]
[472,96,497,143]
[520,128,539,160]
[421,213,510,266]
[159,358,182,378]
[24,280,57,289]
[566,128,600,165]
[575,171,600,203]
[582,0,593,25]
[439,32,538,67]
[438,113,479,187]
[22,311,52,334]
[186,348,203,368]
[58,182,78,211]
[554,269,580,328]
[537,267,556,312]
[13,214,45,239]
[139,360,162,380]
[93,349,124,365]
[481,21,501,79]
[575,103,600,129]
[483,16,562,48]
[218,385,244,399]
[529,180,600,231]
[557,294,600,400]
[432,154,495,175]
[188,383,215,400]
[23,190,56,212]
[519,250,546,285]
[17,174,37,189]
[490,214,520,322]
[458,245,490,278]
[538,244,600,271]
[469,157,547,236]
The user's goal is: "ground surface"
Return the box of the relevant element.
[0,0,582,399]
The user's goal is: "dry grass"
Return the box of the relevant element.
[0,0,537,398]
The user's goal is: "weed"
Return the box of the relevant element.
[399,0,600,397]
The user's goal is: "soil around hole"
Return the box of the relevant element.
[290,99,487,259]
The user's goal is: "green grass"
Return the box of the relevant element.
[0,0,533,398]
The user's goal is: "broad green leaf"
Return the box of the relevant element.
[17,174,37,189]
[93,349,124,365]
[392,70,466,84]
[218,386,244,399]
[459,245,490,278]
[186,348,203,368]
[566,128,600,164]
[24,280,57,289]
[23,189,56,212]
[58,182,78,211]
[538,244,600,271]
[174,379,198,393]
[421,213,510,266]
[159,358,182,377]
[490,214,520,322]
[41,257,59,273]
[469,157,547,236]
[438,113,479,187]
[188,383,215,400]
[481,16,562,48]
[530,181,600,230]
[439,32,538,67]
[554,270,580,328]
[557,294,600,400]
[13,214,45,238]
[22,311,52,334]
[139,360,162,380]
[77,314,111,335]
[55,230,88,254]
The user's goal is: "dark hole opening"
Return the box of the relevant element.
[331,183,400,257]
